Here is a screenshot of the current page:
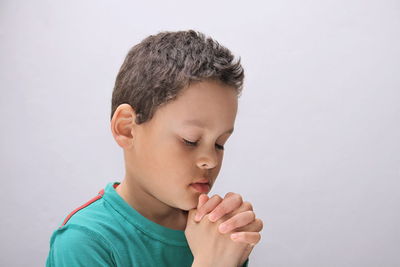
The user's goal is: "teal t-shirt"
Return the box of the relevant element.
[46,182,249,266]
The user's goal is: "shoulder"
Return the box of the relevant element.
[53,188,122,244]
[57,187,120,238]
[51,223,113,249]
[48,224,116,266]
[47,188,120,266]
[60,188,107,227]
[47,224,116,267]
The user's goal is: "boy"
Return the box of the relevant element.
[46,30,263,266]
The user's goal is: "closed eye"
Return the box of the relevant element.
[182,138,224,151]
[183,139,197,146]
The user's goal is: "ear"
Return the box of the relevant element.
[110,104,138,149]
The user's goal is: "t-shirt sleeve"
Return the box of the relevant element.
[46,226,115,267]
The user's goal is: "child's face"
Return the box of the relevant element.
[122,80,238,211]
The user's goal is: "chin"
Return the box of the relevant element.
[178,203,196,212]
[176,198,198,211]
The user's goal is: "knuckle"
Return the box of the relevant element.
[247,210,256,220]
[211,194,223,202]
[224,192,235,198]
[233,194,243,204]
[256,218,264,231]
[254,233,261,243]
[216,204,228,214]
[242,201,253,211]
[225,192,242,204]
[229,195,243,209]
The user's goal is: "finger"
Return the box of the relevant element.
[230,232,261,245]
[220,201,254,219]
[218,210,256,234]
[197,194,209,209]
[219,201,256,227]
[194,194,223,222]
[232,218,264,233]
[208,192,243,222]
[194,194,209,220]
[240,201,253,212]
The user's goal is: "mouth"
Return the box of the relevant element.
[190,182,211,194]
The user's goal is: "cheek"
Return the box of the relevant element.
[151,143,191,173]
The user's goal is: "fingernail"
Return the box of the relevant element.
[194,213,202,221]
[231,233,239,240]
[209,214,217,222]
[219,224,228,233]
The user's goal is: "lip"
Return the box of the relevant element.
[190,183,211,193]
[193,178,209,184]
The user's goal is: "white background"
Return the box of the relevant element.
[1,0,399,266]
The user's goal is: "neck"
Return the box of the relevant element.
[115,178,188,231]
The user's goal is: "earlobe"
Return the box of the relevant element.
[110,104,137,149]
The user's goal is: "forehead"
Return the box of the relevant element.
[154,80,238,129]
[182,118,234,135]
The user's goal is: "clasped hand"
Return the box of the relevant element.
[185,192,264,266]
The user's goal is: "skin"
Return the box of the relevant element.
[196,193,263,245]
[186,205,251,267]
[193,193,263,266]
[110,79,263,252]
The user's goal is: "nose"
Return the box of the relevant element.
[196,147,219,169]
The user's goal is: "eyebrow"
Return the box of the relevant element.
[183,119,234,135]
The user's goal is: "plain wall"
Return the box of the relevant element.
[1,0,399,266]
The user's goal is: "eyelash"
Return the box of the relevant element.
[183,138,225,150]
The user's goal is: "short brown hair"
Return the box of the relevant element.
[110,30,244,124]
